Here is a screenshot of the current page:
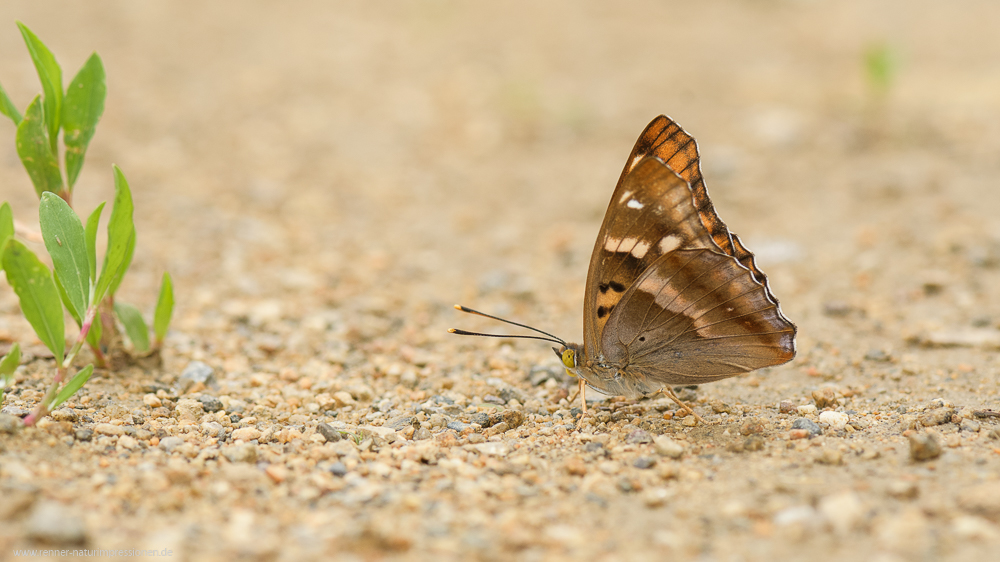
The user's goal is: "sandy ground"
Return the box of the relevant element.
[2,1,1000,560]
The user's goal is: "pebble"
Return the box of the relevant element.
[796,404,818,415]
[886,481,919,500]
[143,394,162,408]
[918,408,956,427]
[818,491,863,535]
[812,388,839,408]
[818,411,849,430]
[791,418,821,436]
[626,429,653,444]
[328,461,348,477]
[779,400,796,414]
[413,427,431,440]
[222,443,258,463]
[317,423,342,442]
[960,418,981,432]
[232,427,262,441]
[0,413,21,433]
[815,448,843,465]
[26,501,87,545]
[739,418,765,435]
[634,456,657,469]
[178,361,215,392]
[446,421,470,432]
[199,395,224,413]
[564,456,587,476]
[50,408,78,422]
[74,428,93,441]
[957,482,1000,521]
[159,436,185,452]
[95,423,124,436]
[907,432,942,461]
[653,436,685,459]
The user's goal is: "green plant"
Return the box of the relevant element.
[0,22,175,425]
[0,343,21,404]
[864,42,899,97]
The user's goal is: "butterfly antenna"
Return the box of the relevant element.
[450,304,567,345]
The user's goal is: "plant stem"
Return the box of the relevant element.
[23,306,98,427]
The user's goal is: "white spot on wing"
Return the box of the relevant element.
[618,190,633,204]
[626,199,644,210]
[603,237,652,259]
[630,154,644,170]
[659,235,681,254]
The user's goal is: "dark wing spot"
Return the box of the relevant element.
[609,281,626,293]
[638,336,645,342]
[597,305,613,318]
[599,283,609,294]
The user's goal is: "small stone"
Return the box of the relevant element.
[143,394,162,408]
[50,409,78,422]
[501,409,525,429]
[626,429,653,444]
[812,388,839,408]
[174,399,205,423]
[791,418,821,436]
[265,464,289,483]
[467,433,485,444]
[653,436,685,459]
[918,408,957,427]
[743,436,765,451]
[681,416,698,427]
[886,481,919,500]
[199,395,224,413]
[739,418,765,436]
[117,435,138,450]
[1,405,28,417]
[178,360,215,392]
[789,429,811,440]
[643,488,673,508]
[232,427,262,441]
[564,456,587,476]
[158,436,184,452]
[94,423,124,436]
[328,462,347,477]
[446,421,470,432]
[0,413,21,433]
[961,418,982,432]
[74,428,93,441]
[908,432,942,461]
[796,404,818,415]
[469,412,490,427]
[332,391,355,408]
[815,448,843,465]
[711,401,734,414]
[819,411,849,430]
[483,394,505,405]
[317,423,342,442]
[26,501,87,545]
[864,349,890,362]
[634,456,657,469]
[779,400,796,414]
[952,516,1000,540]
[818,491,863,535]
[222,443,258,463]
[413,427,431,440]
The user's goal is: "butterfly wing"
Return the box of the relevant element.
[619,115,776,292]
[583,155,725,356]
[599,248,796,391]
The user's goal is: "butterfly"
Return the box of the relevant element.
[452,115,797,420]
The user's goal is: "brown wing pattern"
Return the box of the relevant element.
[582,157,725,356]
[600,249,796,390]
[618,115,779,298]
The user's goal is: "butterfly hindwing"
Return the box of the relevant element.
[600,248,796,390]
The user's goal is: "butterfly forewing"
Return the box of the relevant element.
[620,116,778,296]
[583,156,724,356]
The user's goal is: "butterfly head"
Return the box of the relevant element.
[552,343,584,377]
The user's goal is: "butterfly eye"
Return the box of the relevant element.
[561,349,576,369]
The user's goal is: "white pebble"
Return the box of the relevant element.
[796,404,818,415]
[819,411,849,430]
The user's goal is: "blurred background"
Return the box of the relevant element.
[0,0,998,365]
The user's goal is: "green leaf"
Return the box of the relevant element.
[1,239,65,365]
[107,228,135,297]
[84,202,104,283]
[16,96,63,198]
[63,53,106,190]
[39,192,90,321]
[50,364,93,409]
[153,272,174,344]
[54,272,82,326]
[0,81,22,124]
[17,22,62,153]
[114,301,149,352]
[0,202,13,272]
[0,342,21,403]
[95,165,133,302]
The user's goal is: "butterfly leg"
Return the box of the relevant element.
[567,378,588,416]
[659,387,706,424]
